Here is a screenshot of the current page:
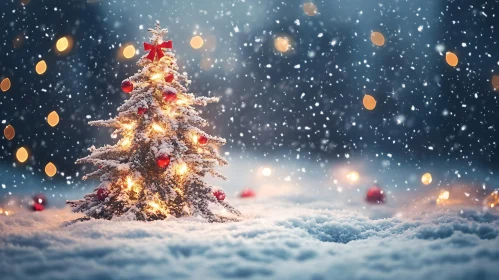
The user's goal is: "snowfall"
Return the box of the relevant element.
[1,159,499,280]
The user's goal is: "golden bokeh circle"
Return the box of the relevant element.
[36,60,47,75]
[491,75,499,91]
[363,95,377,110]
[190,36,204,49]
[303,3,318,16]
[1,78,11,92]
[47,111,60,127]
[16,147,29,163]
[445,52,458,67]
[56,37,69,52]
[45,162,57,177]
[421,173,432,185]
[274,37,290,53]
[371,32,385,47]
[4,125,15,140]
[123,45,136,59]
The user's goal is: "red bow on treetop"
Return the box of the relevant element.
[143,41,173,61]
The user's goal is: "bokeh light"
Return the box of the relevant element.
[35,60,47,75]
[1,77,11,92]
[346,171,360,182]
[47,111,60,127]
[16,147,29,163]
[421,173,432,185]
[45,162,57,177]
[4,125,15,140]
[261,167,272,177]
[445,52,458,67]
[303,3,318,16]
[370,32,385,47]
[123,45,136,59]
[363,95,376,110]
[436,190,450,205]
[190,36,204,49]
[483,190,499,209]
[274,36,290,53]
[56,37,69,52]
[492,75,499,91]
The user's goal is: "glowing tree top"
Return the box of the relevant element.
[68,22,240,222]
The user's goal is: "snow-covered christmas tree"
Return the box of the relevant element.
[68,22,240,222]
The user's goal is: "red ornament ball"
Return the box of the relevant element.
[240,188,256,198]
[156,155,171,169]
[366,185,386,204]
[96,188,109,201]
[32,194,47,211]
[164,73,174,83]
[137,107,148,115]
[213,190,226,201]
[121,80,133,93]
[198,135,208,145]
[162,90,177,103]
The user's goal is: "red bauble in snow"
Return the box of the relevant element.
[366,185,386,204]
[137,107,148,115]
[198,135,208,145]
[121,80,133,93]
[164,73,174,83]
[32,194,47,211]
[240,188,256,198]
[213,190,226,201]
[96,188,109,201]
[156,155,171,168]
[162,90,177,103]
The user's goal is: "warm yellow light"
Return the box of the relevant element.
[421,173,432,185]
[303,3,318,16]
[45,162,57,177]
[191,134,199,144]
[4,125,15,140]
[274,37,290,53]
[262,167,272,177]
[149,201,160,209]
[446,52,458,67]
[177,163,188,175]
[152,123,164,132]
[370,32,385,47]
[121,138,131,148]
[123,122,135,130]
[190,36,204,49]
[363,95,376,110]
[491,75,499,91]
[484,190,499,209]
[176,99,187,105]
[16,147,29,163]
[47,111,60,127]
[1,78,11,92]
[346,171,360,182]
[123,45,136,59]
[438,191,450,200]
[56,37,69,52]
[35,60,47,75]
[127,176,134,189]
[151,73,163,81]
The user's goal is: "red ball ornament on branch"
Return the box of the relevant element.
[240,188,256,198]
[366,185,386,204]
[213,190,226,201]
[96,188,109,201]
[198,135,208,145]
[162,90,177,103]
[137,107,148,115]
[121,80,133,93]
[156,155,171,169]
[164,73,174,83]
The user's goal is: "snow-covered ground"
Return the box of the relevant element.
[1,194,499,280]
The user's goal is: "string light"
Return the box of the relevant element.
[47,111,60,127]
[16,147,29,163]
[35,60,47,75]
[45,162,57,177]
[152,123,164,132]
[1,77,11,92]
[123,122,136,130]
[421,173,432,185]
[148,201,160,209]
[121,138,131,148]
[190,36,204,49]
[4,125,15,140]
[127,176,134,189]
[150,73,163,81]
[177,163,188,175]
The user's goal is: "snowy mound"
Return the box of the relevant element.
[1,198,499,280]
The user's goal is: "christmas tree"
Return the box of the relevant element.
[68,22,240,222]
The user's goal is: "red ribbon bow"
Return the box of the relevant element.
[143,41,173,61]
